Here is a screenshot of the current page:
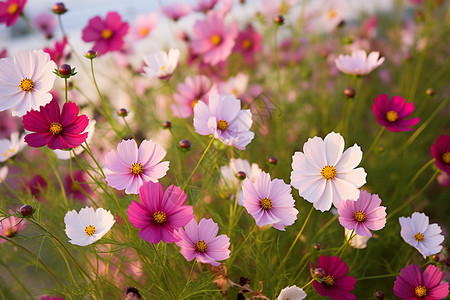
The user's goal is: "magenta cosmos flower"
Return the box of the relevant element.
[242,172,298,231]
[191,12,238,65]
[43,37,70,66]
[233,25,262,64]
[394,264,449,299]
[175,218,230,266]
[372,94,420,132]
[104,139,169,195]
[171,75,215,118]
[127,181,194,244]
[0,0,26,27]
[193,93,254,150]
[310,255,356,300]
[337,190,386,237]
[82,11,129,56]
[431,135,450,174]
[22,99,89,150]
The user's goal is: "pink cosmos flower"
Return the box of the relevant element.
[0,210,26,242]
[175,218,230,266]
[161,3,191,21]
[131,13,157,40]
[310,255,356,300]
[193,93,254,150]
[372,94,420,132]
[43,37,70,66]
[191,12,238,65]
[127,181,194,244]
[431,135,450,174]
[171,75,215,118]
[104,139,169,195]
[194,0,220,13]
[337,190,386,237]
[233,25,262,64]
[82,12,129,56]
[0,0,26,27]
[22,99,89,150]
[335,50,384,76]
[242,172,298,231]
[32,11,57,39]
[394,264,449,299]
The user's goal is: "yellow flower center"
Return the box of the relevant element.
[260,197,272,210]
[414,286,426,297]
[19,78,34,92]
[328,10,337,19]
[354,211,366,222]
[442,152,450,164]
[131,163,144,175]
[85,225,95,236]
[414,232,424,242]
[139,27,149,37]
[191,99,199,109]
[217,119,228,131]
[321,165,337,180]
[386,110,398,122]
[195,240,208,253]
[232,88,239,95]
[49,122,63,135]
[3,148,15,157]
[4,228,16,237]
[153,211,167,224]
[8,3,18,15]
[211,34,221,46]
[323,275,335,286]
[242,39,252,49]
[160,65,166,71]
[101,29,113,40]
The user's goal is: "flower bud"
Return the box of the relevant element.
[344,87,355,99]
[162,121,172,129]
[274,15,284,25]
[20,204,33,217]
[432,255,440,262]
[314,243,321,250]
[268,156,278,165]
[124,287,141,300]
[375,290,384,299]
[314,268,325,279]
[236,171,246,180]
[426,88,435,96]
[117,108,128,117]
[58,64,72,76]
[85,50,98,59]
[179,139,191,149]
[53,2,67,14]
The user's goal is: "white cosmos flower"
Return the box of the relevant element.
[0,49,56,117]
[142,48,180,80]
[218,73,249,97]
[290,131,367,212]
[345,228,370,249]
[53,120,96,160]
[0,166,8,183]
[0,132,26,162]
[335,50,385,76]
[399,212,444,259]
[277,285,307,300]
[64,206,115,246]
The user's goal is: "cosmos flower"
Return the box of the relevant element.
[53,119,96,160]
[372,94,420,132]
[193,93,254,150]
[290,132,367,212]
[277,285,307,300]
[335,50,385,76]
[232,25,262,64]
[104,139,170,195]
[0,0,26,27]
[161,3,191,21]
[0,131,26,162]
[127,181,194,244]
[142,48,181,80]
[310,255,356,300]
[0,209,26,242]
[218,73,248,98]
[22,99,89,150]
[344,228,370,249]
[399,212,444,259]
[0,49,56,117]
[337,190,386,237]
[82,11,129,56]
[43,37,70,66]
[194,0,220,13]
[64,207,115,246]
[394,264,449,299]
[242,172,298,231]
[0,166,8,183]
[191,12,238,65]
[131,12,157,40]
[175,218,230,266]
[32,11,57,39]
[431,135,450,174]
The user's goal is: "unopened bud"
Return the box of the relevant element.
[432,255,440,262]
[314,243,321,250]
[53,2,67,14]
[426,88,434,96]
[85,50,98,59]
[58,64,72,76]
[117,108,128,117]
[163,121,172,129]
[20,204,33,217]
[179,139,191,149]
[314,268,325,279]
[274,15,284,25]
[236,171,246,180]
[344,87,356,98]
[268,156,278,165]
[124,287,141,300]
[375,290,384,299]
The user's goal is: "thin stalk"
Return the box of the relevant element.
[362,127,385,164]
[122,116,137,141]
[357,273,399,281]
[337,229,355,257]
[301,279,314,290]
[70,151,98,208]
[227,224,258,266]
[49,161,69,207]
[182,136,215,190]
[0,260,34,300]
[402,158,435,196]
[180,259,197,298]
[151,243,176,300]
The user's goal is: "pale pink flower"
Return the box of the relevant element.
[0,210,26,242]
[32,11,57,39]
[335,50,385,76]
[131,13,157,40]
[161,3,191,21]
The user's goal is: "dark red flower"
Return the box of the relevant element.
[431,135,450,174]
[310,255,356,300]
[372,94,420,132]
[22,99,89,150]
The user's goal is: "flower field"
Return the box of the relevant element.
[0,0,449,299]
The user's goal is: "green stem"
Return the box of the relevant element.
[362,127,385,164]
[403,158,435,196]
[151,243,176,300]
[338,229,355,257]
[70,151,98,208]
[122,116,137,141]
[0,260,34,300]
[228,181,242,237]
[301,279,314,290]
[182,136,215,190]
[227,224,258,266]
[356,273,399,281]
[49,160,69,207]
[64,78,68,103]
[180,258,197,298]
